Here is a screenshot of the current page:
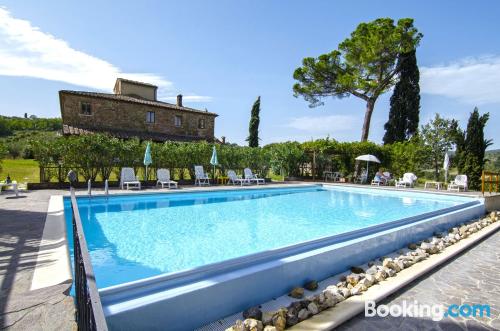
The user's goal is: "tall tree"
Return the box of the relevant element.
[421,114,458,180]
[293,18,422,142]
[246,96,261,147]
[383,50,420,144]
[455,108,491,190]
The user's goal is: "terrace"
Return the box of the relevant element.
[1,182,498,330]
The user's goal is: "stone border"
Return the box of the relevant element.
[30,195,72,290]
[226,211,500,331]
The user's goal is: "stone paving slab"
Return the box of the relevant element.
[337,229,500,331]
[0,190,75,330]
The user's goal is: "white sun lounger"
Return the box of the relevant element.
[194,165,210,186]
[120,167,141,190]
[227,170,250,186]
[448,174,468,192]
[244,168,265,185]
[156,168,178,189]
[395,173,417,188]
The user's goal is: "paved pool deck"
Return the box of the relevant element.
[0,183,498,330]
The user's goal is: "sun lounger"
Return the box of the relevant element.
[244,168,265,185]
[395,173,417,188]
[156,168,178,189]
[227,170,250,186]
[448,175,468,192]
[120,167,141,190]
[194,165,210,186]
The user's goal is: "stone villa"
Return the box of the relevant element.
[59,78,217,142]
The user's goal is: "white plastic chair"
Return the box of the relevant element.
[395,173,417,188]
[448,175,468,192]
[227,170,249,186]
[194,165,210,186]
[120,168,141,190]
[244,168,265,185]
[156,168,178,189]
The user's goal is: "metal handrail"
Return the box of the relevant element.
[482,171,500,195]
[70,188,108,330]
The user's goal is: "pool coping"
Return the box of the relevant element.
[30,195,73,290]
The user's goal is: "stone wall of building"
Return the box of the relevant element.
[60,93,216,140]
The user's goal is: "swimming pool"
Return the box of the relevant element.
[63,185,484,330]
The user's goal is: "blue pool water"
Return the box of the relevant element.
[64,186,473,289]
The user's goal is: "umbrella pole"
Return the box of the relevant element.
[367,161,369,181]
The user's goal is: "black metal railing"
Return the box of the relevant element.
[70,188,108,331]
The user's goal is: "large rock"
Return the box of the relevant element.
[374,271,386,282]
[263,326,277,331]
[350,266,365,274]
[346,273,361,286]
[304,280,318,291]
[272,309,287,331]
[297,308,310,321]
[307,302,319,315]
[226,320,245,331]
[243,306,263,321]
[289,287,304,299]
[261,311,274,326]
[365,266,378,275]
[340,287,351,298]
[243,319,263,331]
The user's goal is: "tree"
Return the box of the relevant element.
[383,50,420,144]
[246,96,261,147]
[455,108,491,190]
[421,114,458,180]
[0,141,6,172]
[293,18,422,142]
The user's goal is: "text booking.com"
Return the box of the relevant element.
[365,300,491,321]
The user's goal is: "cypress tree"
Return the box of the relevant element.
[246,96,261,147]
[459,108,491,190]
[383,50,420,144]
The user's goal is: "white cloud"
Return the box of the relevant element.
[420,55,500,105]
[287,115,358,133]
[0,7,209,102]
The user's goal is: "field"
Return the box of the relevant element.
[0,159,39,183]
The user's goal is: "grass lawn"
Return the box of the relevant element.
[0,158,39,183]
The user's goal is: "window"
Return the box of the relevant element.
[146,111,155,123]
[80,102,92,115]
[198,118,206,129]
[174,115,182,127]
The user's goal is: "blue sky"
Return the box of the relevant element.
[0,1,499,148]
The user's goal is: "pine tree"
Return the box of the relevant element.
[383,50,420,144]
[246,96,261,147]
[458,108,491,190]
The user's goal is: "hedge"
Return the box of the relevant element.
[30,134,431,183]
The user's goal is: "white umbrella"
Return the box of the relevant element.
[355,154,381,176]
[443,152,450,183]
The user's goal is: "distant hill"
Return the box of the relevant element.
[0,115,62,137]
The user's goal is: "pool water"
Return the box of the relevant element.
[64,186,471,289]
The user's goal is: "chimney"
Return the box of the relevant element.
[176,94,183,107]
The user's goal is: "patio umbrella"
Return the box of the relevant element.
[210,145,218,182]
[143,142,152,181]
[443,152,450,183]
[355,154,381,175]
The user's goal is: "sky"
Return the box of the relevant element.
[0,1,499,148]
